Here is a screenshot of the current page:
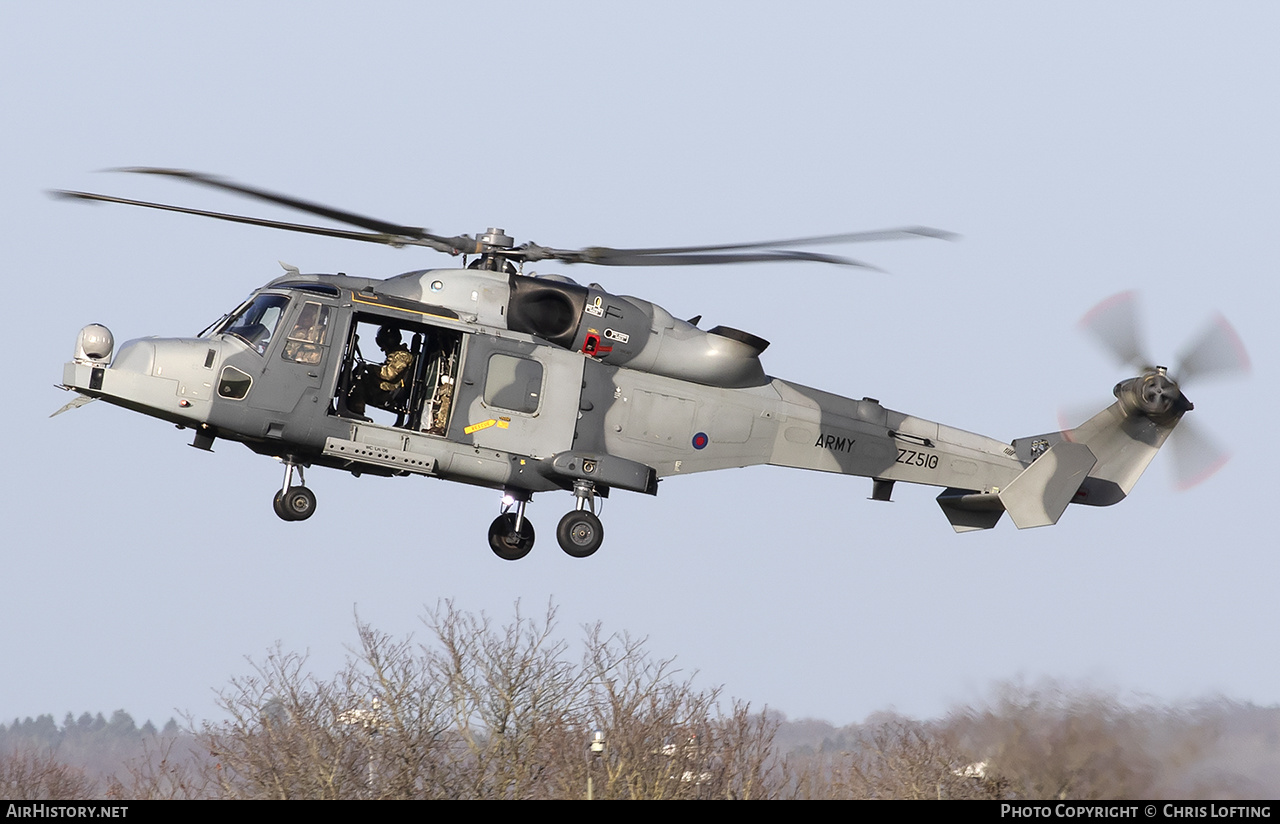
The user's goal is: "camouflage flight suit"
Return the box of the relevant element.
[375,345,413,393]
[349,344,413,414]
[282,303,329,365]
[430,380,453,435]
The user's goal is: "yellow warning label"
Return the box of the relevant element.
[464,419,497,435]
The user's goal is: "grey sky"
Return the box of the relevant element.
[2,2,1277,727]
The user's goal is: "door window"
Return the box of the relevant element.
[282,302,330,364]
[483,354,543,414]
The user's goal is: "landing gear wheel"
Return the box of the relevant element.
[273,490,292,521]
[488,513,535,561]
[273,486,316,521]
[557,510,604,558]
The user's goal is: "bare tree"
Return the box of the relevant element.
[782,717,1006,799]
[104,736,207,800]
[0,748,96,800]
[183,600,780,799]
[195,644,370,798]
[568,624,779,799]
[947,684,1162,799]
[419,600,587,799]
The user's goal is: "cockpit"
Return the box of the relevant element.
[196,286,465,438]
[213,293,290,355]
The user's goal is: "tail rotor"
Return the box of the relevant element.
[1076,291,1249,490]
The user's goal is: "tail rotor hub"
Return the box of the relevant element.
[1115,367,1192,422]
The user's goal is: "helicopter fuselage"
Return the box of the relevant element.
[60,264,1176,550]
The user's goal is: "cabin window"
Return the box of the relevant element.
[484,354,542,414]
[282,302,330,364]
[224,293,289,355]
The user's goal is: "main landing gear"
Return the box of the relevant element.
[272,460,316,521]
[488,492,535,561]
[557,480,604,558]
[487,481,605,561]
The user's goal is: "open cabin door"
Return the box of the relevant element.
[328,313,464,434]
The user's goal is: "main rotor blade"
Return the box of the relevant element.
[60,167,954,270]
[113,168,472,253]
[51,189,440,249]
[1079,291,1149,370]
[1168,418,1231,490]
[1174,313,1251,385]
[522,246,878,269]
[562,226,959,259]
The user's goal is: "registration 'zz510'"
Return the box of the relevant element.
[896,449,939,469]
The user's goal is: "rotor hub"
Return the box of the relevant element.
[1114,368,1192,422]
[478,228,514,249]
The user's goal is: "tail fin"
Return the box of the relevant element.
[939,391,1182,533]
[998,441,1097,527]
[1013,398,1180,509]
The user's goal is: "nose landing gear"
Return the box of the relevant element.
[272,460,316,521]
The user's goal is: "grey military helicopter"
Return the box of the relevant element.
[53,169,1248,560]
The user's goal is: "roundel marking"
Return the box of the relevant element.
[692,432,709,450]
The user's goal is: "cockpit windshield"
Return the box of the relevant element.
[222,293,290,354]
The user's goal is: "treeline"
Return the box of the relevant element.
[2,711,180,748]
[1,711,183,799]
[779,693,1280,799]
[4,602,1278,799]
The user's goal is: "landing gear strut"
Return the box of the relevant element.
[272,460,316,521]
[488,491,534,560]
[557,480,604,558]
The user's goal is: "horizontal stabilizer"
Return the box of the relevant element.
[998,441,1097,529]
[936,489,1004,533]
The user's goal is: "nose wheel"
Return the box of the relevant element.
[272,460,316,522]
[274,486,316,521]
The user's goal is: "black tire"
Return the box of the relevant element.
[556,510,604,558]
[488,513,535,560]
[272,490,296,521]
[275,486,316,521]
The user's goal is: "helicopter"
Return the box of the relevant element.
[52,169,1249,560]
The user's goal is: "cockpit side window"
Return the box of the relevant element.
[282,302,330,364]
[224,294,289,355]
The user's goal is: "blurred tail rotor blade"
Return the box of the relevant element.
[1070,291,1246,493]
[1079,291,1149,370]
[1169,418,1231,491]
[1175,313,1251,385]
